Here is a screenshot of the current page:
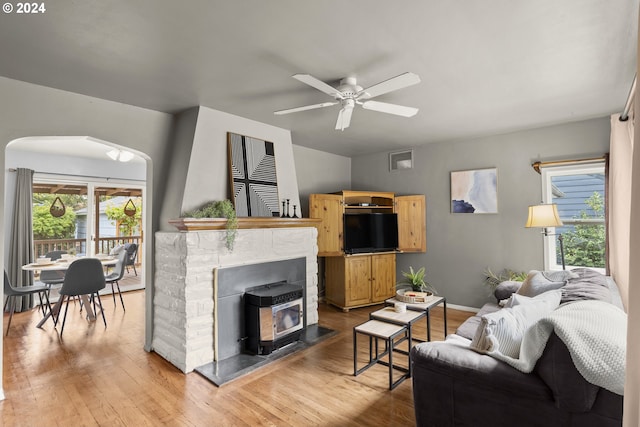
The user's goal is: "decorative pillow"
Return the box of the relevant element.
[516,270,575,297]
[494,280,523,301]
[498,293,529,308]
[470,289,562,358]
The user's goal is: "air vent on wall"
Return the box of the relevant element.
[389,150,413,171]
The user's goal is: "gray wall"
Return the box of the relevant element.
[351,117,611,309]
[293,145,351,217]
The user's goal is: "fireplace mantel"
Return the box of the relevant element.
[168,217,321,231]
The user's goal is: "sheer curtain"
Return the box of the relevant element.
[625,98,640,425]
[7,168,35,311]
[608,112,633,309]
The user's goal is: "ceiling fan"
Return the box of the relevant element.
[274,72,421,131]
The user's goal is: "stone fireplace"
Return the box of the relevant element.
[153,219,319,373]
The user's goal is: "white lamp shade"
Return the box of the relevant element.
[525,204,563,228]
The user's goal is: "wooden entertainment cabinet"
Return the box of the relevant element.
[310,190,426,311]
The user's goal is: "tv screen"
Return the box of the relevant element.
[344,213,398,254]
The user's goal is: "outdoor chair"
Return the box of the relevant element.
[4,270,52,336]
[57,258,107,337]
[123,243,138,276]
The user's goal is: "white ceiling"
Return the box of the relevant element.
[0,0,637,157]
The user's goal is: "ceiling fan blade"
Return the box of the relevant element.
[335,107,353,131]
[361,100,419,117]
[293,74,344,99]
[274,101,338,115]
[357,72,421,99]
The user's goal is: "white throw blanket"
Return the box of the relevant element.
[489,300,626,395]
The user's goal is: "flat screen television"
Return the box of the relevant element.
[343,213,399,254]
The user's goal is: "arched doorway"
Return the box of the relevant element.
[2,136,152,397]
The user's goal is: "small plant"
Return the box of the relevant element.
[182,200,238,251]
[482,267,528,291]
[397,266,437,294]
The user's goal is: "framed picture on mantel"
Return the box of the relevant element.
[227,132,281,217]
[450,167,498,214]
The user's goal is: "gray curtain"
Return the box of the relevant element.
[7,168,34,311]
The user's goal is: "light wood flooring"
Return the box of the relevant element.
[1,290,473,426]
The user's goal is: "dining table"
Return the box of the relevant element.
[22,256,118,328]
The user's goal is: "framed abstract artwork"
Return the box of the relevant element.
[450,168,498,214]
[228,132,280,217]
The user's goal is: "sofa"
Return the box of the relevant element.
[411,268,625,427]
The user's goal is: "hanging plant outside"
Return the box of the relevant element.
[49,196,66,217]
[124,198,137,217]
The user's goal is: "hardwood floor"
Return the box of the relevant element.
[1,290,473,426]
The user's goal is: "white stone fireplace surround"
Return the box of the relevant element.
[153,221,319,373]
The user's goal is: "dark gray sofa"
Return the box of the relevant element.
[410,269,624,427]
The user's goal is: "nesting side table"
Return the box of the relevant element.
[385,295,447,342]
[353,319,410,390]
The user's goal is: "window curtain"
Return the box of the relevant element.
[7,168,35,311]
[608,112,633,310]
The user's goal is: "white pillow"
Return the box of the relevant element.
[516,270,574,297]
[470,289,562,358]
[500,293,532,308]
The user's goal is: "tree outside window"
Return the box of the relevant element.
[542,164,606,271]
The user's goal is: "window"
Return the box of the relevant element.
[541,163,605,272]
[32,175,144,258]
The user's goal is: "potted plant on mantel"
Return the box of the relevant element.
[180,200,238,251]
[396,266,438,303]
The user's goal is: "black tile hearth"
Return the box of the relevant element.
[195,325,337,387]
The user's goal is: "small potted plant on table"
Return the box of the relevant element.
[396,266,437,303]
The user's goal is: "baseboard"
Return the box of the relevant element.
[446,303,480,313]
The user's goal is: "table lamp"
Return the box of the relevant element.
[525,203,565,270]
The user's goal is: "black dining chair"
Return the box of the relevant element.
[57,258,107,337]
[104,249,127,310]
[123,243,138,276]
[4,270,52,336]
[39,250,67,287]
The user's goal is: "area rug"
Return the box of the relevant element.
[195,324,337,386]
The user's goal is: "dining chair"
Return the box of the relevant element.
[124,243,138,276]
[4,270,52,336]
[57,258,107,337]
[104,249,127,310]
[39,250,67,287]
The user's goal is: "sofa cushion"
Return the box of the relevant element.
[470,289,562,358]
[517,270,576,297]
